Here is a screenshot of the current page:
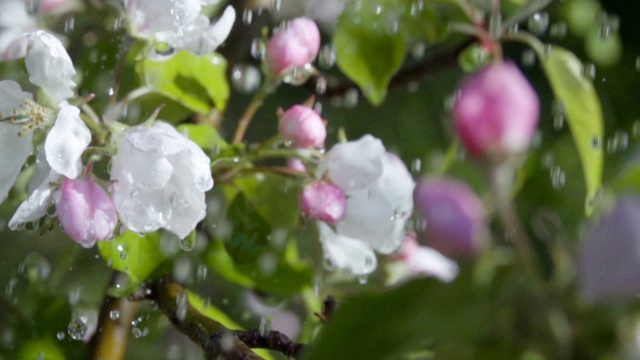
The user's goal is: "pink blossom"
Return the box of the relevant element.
[453,61,539,158]
[279,105,326,148]
[388,233,458,283]
[300,181,345,224]
[414,177,487,258]
[267,17,320,75]
[56,175,117,248]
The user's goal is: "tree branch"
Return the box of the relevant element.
[91,295,140,360]
[145,277,264,360]
[234,329,310,358]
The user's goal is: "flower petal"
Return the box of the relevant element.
[319,134,385,191]
[8,170,60,229]
[45,103,90,178]
[405,246,459,283]
[317,222,377,275]
[25,30,76,103]
[197,6,236,53]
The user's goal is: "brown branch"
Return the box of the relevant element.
[234,329,310,358]
[312,40,472,99]
[145,277,264,360]
[90,295,140,360]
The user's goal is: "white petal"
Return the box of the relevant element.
[405,246,459,283]
[45,103,90,178]
[8,170,59,229]
[125,121,188,154]
[319,135,385,191]
[317,222,377,275]
[335,153,415,254]
[25,30,76,103]
[198,6,235,53]
[164,170,207,238]
[0,81,34,203]
[0,125,32,203]
[126,0,201,44]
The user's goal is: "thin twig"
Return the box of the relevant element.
[145,277,264,360]
[232,84,271,144]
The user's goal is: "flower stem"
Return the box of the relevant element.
[232,83,271,145]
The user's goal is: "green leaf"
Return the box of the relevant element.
[334,2,406,105]
[206,192,312,295]
[98,231,167,296]
[176,123,228,151]
[305,273,492,360]
[18,339,65,360]
[612,161,640,194]
[234,173,301,230]
[136,51,229,113]
[537,46,604,215]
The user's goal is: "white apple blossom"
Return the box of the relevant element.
[386,234,459,285]
[0,0,34,60]
[316,135,416,275]
[124,0,236,54]
[1,30,91,230]
[110,121,214,238]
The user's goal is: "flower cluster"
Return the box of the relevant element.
[0,29,214,248]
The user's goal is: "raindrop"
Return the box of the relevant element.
[268,0,281,12]
[196,264,208,281]
[606,131,629,154]
[259,317,272,336]
[632,120,640,139]
[411,42,426,60]
[175,291,188,322]
[26,0,40,14]
[119,251,127,260]
[592,136,603,149]
[508,23,519,35]
[549,22,567,39]
[231,64,261,94]
[343,88,359,108]
[583,63,596,80]
[178,233,196,252]
[489,13,502,39]
[552,101,565,130]
[315,77,327,95]
[358,275,368,285]
[528,12,549,35]
[109,310,120,320]
[410,158,422,173]
[522,49,536,67]
[550,166,566,190]
[635,56,640,72]
[67,317,88,341]
[250,38,266,59]
[19,252,51,282]
[242,9,253,25]
[132,327,143,338]
[282,64,315,85]
[56,331,65,340]
[313,102,323,115]
[257,253,278,276]
[318,44,336,69]
[64,17,75,33]
[173,257,192,282]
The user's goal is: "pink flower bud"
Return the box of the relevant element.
[453,61,539,158]
[267,17,320,75]
[279,105,326,148]
[300,181,345,224]
[55,176,117,248]
[414,178,486,258]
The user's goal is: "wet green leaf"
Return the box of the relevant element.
[176,124,228,151]
[136,51,229,113]
[98,231,167,296]
[537,46,604,215]
[18,339,65,360]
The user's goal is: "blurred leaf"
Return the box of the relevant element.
[334,2,407,105]
[537,46,604,215]
[234,173,301,230]
[98,231,167,296]
[176,124,228,151]
[612,161,640,194]
[208,193,312,295]
[136,51,229,113]
[18,339,65,360]
[305,273,491,360]
[225,193,271,264]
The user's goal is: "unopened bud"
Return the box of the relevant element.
[453,61,539,159]
[280,105,326,148]
[300,181,345,224]
[267,17,320,75]
[414,178,487,258]
[56,175,117,248]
